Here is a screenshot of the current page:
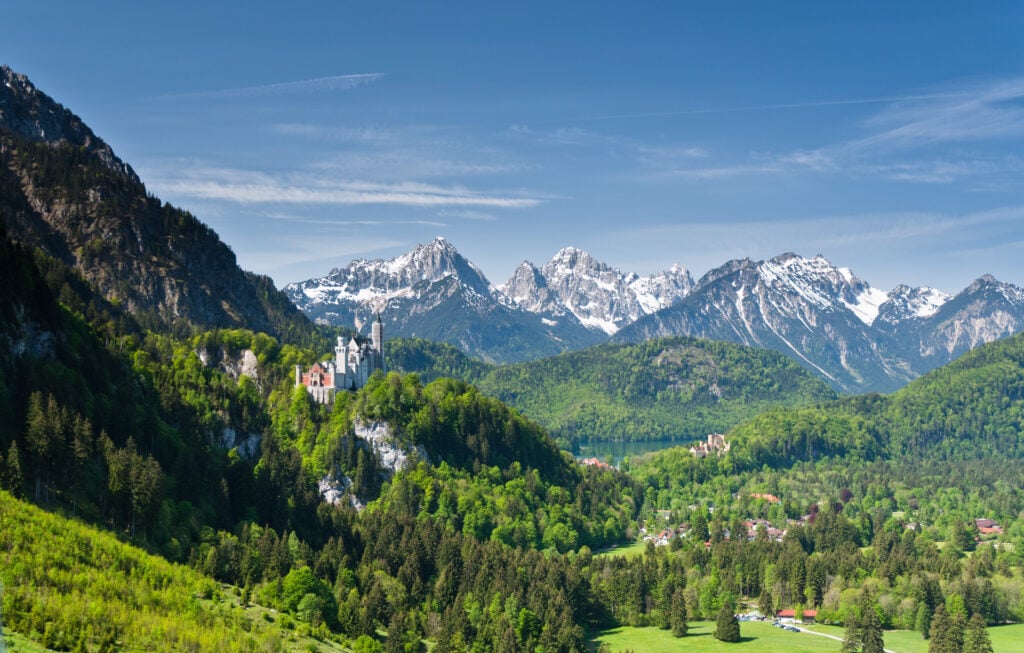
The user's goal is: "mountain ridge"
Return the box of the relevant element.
[0,64,316,344]
[293,239,1024,393]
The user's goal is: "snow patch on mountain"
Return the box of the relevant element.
[284,236,493,314]
[844,287,890,325]
[503,246,693,335]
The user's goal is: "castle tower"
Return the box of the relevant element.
[335,336,351,389]
[371,313,383,354]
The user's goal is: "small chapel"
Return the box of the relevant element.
[295,314,384,404]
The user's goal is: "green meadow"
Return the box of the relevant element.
[591,621,1024,652]
[590,621,842,652]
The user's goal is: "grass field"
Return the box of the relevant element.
[592,620,1024,653]
[3,630,51,652]
[590,620,843,652]
[806,622,1024,653]
[593,540,649,559]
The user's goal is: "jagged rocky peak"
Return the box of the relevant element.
[501,261,559,313]
[963,274,1024,300]
[544,246,604,273]
[286,237,496,313]
[0,65,135,180]
[513,245,693,335]
[694,256,756,289]
[875,284,951,326]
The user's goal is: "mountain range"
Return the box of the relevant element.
[289,243,1024,393]
[5,60,1022,396]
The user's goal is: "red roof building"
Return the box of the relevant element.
[776,609,817,623]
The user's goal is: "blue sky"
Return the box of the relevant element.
[6,2,1024,293]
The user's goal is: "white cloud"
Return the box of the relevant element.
[853,77,1024,151]
[171,73,385,99]
[148,166,542,209]
[645,77,1024,186]
[271,123,400,142]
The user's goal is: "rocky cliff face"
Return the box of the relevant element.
[0,65,314,343]
[916,275,1024,362]
[501,247,693,335]
[614,254,909,391]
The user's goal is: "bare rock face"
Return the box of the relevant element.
[0,65,134,179]
[0,66,312,341]
[502,247,693,335]
[916,275,1024,361]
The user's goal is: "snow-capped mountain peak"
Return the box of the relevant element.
[875,285,951,326]
[504,247,693,335]
[285,237,493,316]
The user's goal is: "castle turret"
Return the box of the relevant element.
[371,313,383,354]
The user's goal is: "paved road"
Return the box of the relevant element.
[794,625,897,653]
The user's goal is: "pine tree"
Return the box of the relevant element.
[949,611,965,653]
[842,607,861,653]
[758,588,773,617]
[916,602,931,640]
[714,599,740,643]
[859,599,885,653]
[929,604,962,653]
[670,586,688,637]
[963,612,993,653]
[3,441,23,497]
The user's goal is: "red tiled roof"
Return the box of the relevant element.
[776,609,817,618]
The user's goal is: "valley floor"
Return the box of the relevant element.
[589,621,1024,652]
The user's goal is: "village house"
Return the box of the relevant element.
[976,518,1004,536]
[776,609,817,624]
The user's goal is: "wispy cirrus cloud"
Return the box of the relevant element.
[149,166,541,209]
[170,73,385,99]
[851,77,1024,151]
[271,123,401,143]
[579,91,967,122]
[658,77,1024,186]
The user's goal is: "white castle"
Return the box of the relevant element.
[295,314,384,404]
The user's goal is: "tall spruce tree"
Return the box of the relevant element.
[928,604,963,653]
[916,603,931,640]
[859,599,885,653]
[963,613,993,653]
[670,587,688,637]
[758,588,773,617]
[3,441,23,497]
[714,599,740,643]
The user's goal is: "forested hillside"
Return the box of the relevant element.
[475,337,836,445]
[387,336,836,446]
